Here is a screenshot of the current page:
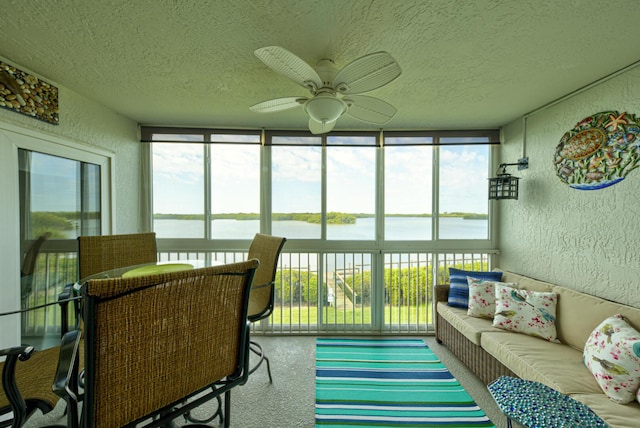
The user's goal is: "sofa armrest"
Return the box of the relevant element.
[434,284,450,304]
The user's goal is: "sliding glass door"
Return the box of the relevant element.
[18,148,105,344]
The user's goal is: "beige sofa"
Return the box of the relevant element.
[434,269,640,428]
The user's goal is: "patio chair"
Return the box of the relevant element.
[77,232,158,279]
[0,326,82,428]
[61,232,158,333]
[68,259,258,428]
[246,233,286,382]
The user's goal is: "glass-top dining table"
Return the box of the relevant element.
[74,259,221,290]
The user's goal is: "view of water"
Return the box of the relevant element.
[153,216,488,240]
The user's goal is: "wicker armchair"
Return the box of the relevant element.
[246,233,286,382]
[68,260,258,428]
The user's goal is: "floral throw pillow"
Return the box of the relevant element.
[447,268,503,309]
[492,285,560,342]
[583,314,640,404]
[467,278,515,319]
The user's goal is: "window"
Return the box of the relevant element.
[148,129,262,239]
[19,149,101,239]
[146,127,497,243]
[384,137,433,240]
[438,138,490,239]
[152,142,205,238]
[210,143,260,239]
[326,136,376,240]
[271,140,322,239]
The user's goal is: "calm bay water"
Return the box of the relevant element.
[153,216,488,240]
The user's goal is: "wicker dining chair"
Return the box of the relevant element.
[0,328,82,427]
[245,233,286,382]
[62,232,159,332]
[77,232,158,279]
[72,260,258,428]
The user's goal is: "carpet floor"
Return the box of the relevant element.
[19,336,519,428]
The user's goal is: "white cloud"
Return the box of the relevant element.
[153,144,203,186]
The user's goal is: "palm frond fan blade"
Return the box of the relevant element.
[250,97,307,113]
[333,52,402,95]
[308,117,337,135]
[345,95,397,124]
[254,46,323,90]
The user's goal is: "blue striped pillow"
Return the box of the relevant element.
[447,268,503,309]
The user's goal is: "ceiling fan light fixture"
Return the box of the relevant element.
[304,94,346,123]
[251,46,401,131]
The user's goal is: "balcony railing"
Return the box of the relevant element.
[21,247,496,339]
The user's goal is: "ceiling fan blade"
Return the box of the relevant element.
[333,52,401,95]
[254,46,323,91]
[345,95,397,124]
[308,117,337,135]
[250,97,307,113]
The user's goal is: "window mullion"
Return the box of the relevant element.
[204,143,212,240]
[321,145,327,240]
[432,142,440,241]
[261,140,271,234]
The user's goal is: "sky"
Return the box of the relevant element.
[27,151,82,212]
[151,138,491,216]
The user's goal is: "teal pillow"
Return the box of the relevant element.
[447,268,502,309]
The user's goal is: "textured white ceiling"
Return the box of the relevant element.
[1,0,640,132]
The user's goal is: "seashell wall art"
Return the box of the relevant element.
[554,111,640,189]
[0,61,58,125]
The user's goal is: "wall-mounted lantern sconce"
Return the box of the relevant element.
[488,157,529,200]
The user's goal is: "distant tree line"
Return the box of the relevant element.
[153,212,487,223]
[153,212,358,224]
[29,211,100,239]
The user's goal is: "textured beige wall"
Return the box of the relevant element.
[499,66,640,308]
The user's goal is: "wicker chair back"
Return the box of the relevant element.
[80,260,258,427]
[246,233,286,321]
[78,232,157,280]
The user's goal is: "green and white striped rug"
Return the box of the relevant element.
[315,338,494,427]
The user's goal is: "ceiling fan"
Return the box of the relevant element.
[250,46,402,134]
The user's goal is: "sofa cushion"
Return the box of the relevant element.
[481,332,602,395]
[447,268,502,309]
[583,314,640,404]
[436,302,506,346]
[571,393,640,428]
[493,285,560,343]
[467,278,515,320]
[553,285,640,352]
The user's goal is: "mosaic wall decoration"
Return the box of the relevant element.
[0,61,59,125]
[554,111,640,189]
